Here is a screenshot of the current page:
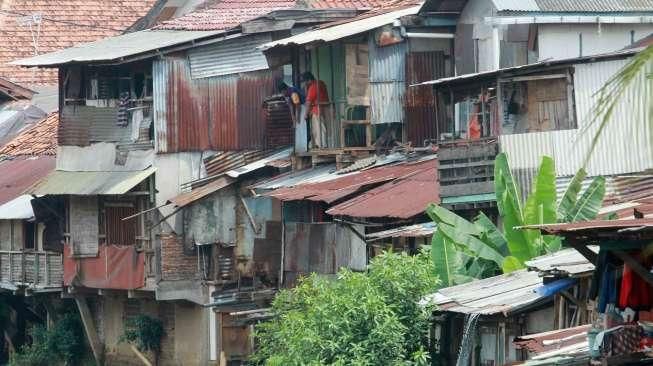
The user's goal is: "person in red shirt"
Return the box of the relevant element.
[302,72,330,148]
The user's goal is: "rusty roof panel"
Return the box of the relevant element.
[169,176,236,208]
[0,156,55,205]
[267,157,436,204]
[524,218,653,234]
[326,161,438,219]
[514,324,590,357]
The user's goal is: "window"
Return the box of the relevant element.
[500,74,575,134]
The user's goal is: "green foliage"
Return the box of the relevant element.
[251,250,439,365]
[10,312,85,366]
[121,314,165,353]
[428,153,607,284]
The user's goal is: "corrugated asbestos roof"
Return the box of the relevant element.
[366,222,436,241]
[12,30,222,67]
[326,160,438,219]
[28,167,156,195]
[266,155,436,204]
[493,0,653,13]
[0,112,58,157]
[423,269,546,316]
[0,156,55,205]
[259,3,423,50]
[525,247,597,277]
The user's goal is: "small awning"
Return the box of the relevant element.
[0,195,36,220]
[28,167,156,195]
[259,4,423,50]
[169,176,235,208]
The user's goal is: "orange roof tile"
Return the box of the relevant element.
[156,0,389,31]
[0,0,157,86]
[0,111,58,157]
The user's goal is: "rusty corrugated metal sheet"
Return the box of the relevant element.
[405,51,445,145]
[326,161,438,219]
[63,244,145,290]
[154,56,279,152]
[204,150,270,177]
[524,218,653,234]
[0,156,55,205]
[267,157,437,204]
[169,177,235,208]
[264,97,294,148]
[366,222,436,241]
[514,325,590,355]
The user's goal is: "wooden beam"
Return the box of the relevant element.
[613,250,653,288]
[74,295,104,365]
[560,290,584,309]
[567,240,598,265]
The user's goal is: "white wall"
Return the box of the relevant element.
[500,57,653,177]
[539,24,653,61]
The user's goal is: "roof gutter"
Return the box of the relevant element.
[485,15,653,25]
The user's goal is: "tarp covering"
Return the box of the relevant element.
[63,245,145,290]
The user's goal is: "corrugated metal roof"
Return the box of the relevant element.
[414,48,640,87]
[170,176,235,208]
[28,167,156,195]
[225,147,293,178]
[423,269,546,315]
[259,4,423,50]
[514,325,590,359]
[0,156,55,205]
[266,155,436,203]
[188,34,271,79]
[204,150,282,178]
[493,0,653,13]
[523,218,653,234]
[253,164,339,191]
[12,30,222,67]
[525,247,598,277]
[366,222,435,241]
[326,160,438,218]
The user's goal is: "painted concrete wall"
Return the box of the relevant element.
[538,24,653,61]
[96,295,211,366]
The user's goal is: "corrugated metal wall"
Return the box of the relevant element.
[188,34,271,79]
[500,58,653,177]
[369,40,407,125]
[405,51,445,145]
[153,56,278,153]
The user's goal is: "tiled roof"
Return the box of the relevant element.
[155,0,390,31]
[0,111,58,157]
[0,0,158,85]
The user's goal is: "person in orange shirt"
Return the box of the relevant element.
[302,72,330,148]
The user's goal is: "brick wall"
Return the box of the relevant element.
[160,234,198,281]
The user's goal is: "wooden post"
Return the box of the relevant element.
[74,295,104,365]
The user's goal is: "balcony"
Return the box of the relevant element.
[0,251,64,291]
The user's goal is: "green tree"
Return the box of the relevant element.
[251,250,438,366]
[428,153,606,287]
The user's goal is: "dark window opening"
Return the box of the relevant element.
[24,222,35,250]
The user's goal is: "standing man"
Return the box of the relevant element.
[277,79,307,153]
[302,71,330,149]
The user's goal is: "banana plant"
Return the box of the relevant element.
[429,153,606,286]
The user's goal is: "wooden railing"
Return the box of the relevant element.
[0,251,64,289]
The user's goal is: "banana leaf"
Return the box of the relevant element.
[567,176,606,222]
[426,203,482,236]
[523,156,557,226]
[431,230,459,288]
[494,153,523,218]
[474,212,509,257]
[502,256,524,273]
[437,222,506,267]
[557,168,587,222]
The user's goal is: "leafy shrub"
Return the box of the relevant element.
[10,312,85,366]
[252,250,438,365]
[121,314,164,353]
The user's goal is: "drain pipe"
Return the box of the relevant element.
[394,19,455,39]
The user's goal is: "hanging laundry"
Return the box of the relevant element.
[117,92,130,127]
[619,255,653,309]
